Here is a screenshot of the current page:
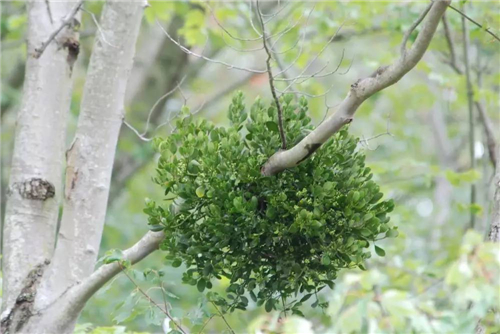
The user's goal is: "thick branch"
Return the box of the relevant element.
[22,232,164,334]
[261,0,451,176]
[33,0,84,58]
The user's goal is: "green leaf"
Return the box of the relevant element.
[264,299,274,312]
[385,229,399,238]
[321,255,331,265]
[195,186,205,198]
[197,278,206,292]
[265,121,279,133]
[374,245,386,257]
[149,224,164,232]
[171,258,182,268]
[360,229,372,237]
[300,293,313,303]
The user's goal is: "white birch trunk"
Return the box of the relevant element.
[1,0,80,315]
[37,0,147,310]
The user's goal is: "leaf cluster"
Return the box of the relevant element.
[145,92,396,315]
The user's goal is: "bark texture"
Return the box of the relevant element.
[261,0,451,176]
[22,232,163,334]
[38,0,147,310]
[2,0,80,315]
[488,151,500,242]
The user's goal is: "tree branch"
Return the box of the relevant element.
[488,155,500,242]
[21,231,164,333]
[256,0,286,149]
[441,13,461,74]
[400,2,433,56]
[441,15,497,170]
[33,0,84,58]
[448,4,500,43]
[261,0,451,176]
[461,6,477,229]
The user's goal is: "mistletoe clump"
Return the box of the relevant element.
[145,92,396,315]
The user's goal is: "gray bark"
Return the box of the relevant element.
[38,0,147,310]
[1,0,80,315]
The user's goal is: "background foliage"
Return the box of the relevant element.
[1,1,499,333]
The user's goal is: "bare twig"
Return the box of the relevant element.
[139,77,186,137]
[207,3,261,42]
[120,265,187,334]
[81,6,118,48]
[359,113,394,150]
[197,315,215,334]
[475,98,498,171]
[257,0,286,149]
[33,0,84,58]
[400,2,433,56]
[449,4,500,43]
[45,0,54,24]
[271,5,315,77]
[157,19,266,74]
[461,6,477,230]
[211,302,235,334]
[440,15,497,170]
[278,22,345,95]
[441,13,462,73]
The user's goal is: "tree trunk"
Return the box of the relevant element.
[37,0,146,313]
[1,1,147,333]
[1,0,80,316]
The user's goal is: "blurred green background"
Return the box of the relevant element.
[1,1,499,333]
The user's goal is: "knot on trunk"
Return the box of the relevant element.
[1,260,50,333]
[9,178,55,200]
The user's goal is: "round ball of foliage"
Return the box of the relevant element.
[145,92,396,315]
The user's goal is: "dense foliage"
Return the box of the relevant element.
[145,92,396,314]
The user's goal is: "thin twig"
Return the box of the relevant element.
[278,21,345,95]
[440,14,497,170]
[276,50,349,83]
[400,2,433,56]
[271,5,316,77]
[461,6,477,230]
[256,0,287,149]
[475,94,498,171]
[449,4,500,42]
[33,0,84,58]
[207,3,261,41]
[159,281,169,319]
[120,265,187,334]
[141,77,186,136]
[441,13,461,73]
[157,19,266,74]
[81,6,118,48]
[197,315,215,334]
[45,0,54,24]
[359,113,394,151]
[211,302,235,334]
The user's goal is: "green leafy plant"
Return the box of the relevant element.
[145,92,396,315]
